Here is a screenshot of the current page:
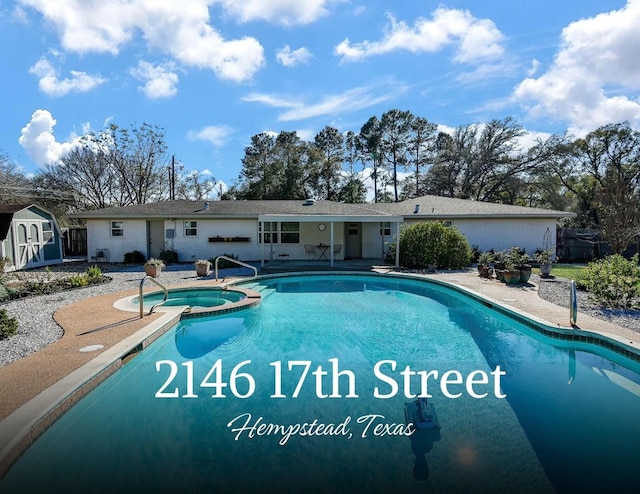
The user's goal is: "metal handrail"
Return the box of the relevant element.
[214,255,258,281]
[139,275,169,318]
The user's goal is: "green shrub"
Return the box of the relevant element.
[0,308,18,339]
[578,254,640,309]
[395,221,472,269]
[0,283,9,301]
[158,249,179,265]
[123,250,146,263]
[68,273,90,287]
[86,265,102,280]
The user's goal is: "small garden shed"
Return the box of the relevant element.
[0,204,64,271]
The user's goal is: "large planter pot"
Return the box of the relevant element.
[195,262,210,277]
[144,265,162,278]
[503,269,521,285]
[518,264,532,284]
[477,264,491,278]
[539,262,552,277]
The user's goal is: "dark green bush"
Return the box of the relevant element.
[396,221,472,269]
[0,308,18,339]
[578,254,640,309]
[158,249,179,265]
[123,250,146,263]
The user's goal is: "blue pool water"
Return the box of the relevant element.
[134,287,245,308]
[2,274,640,493]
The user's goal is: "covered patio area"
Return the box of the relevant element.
[258,213,404,269]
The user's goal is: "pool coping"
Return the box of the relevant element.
[1,270,639,480]
[0,308,183,479]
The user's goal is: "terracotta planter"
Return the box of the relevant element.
[144,265,162,278]
[477,265,491,278]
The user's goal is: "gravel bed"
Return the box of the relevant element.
[534,274,640,334]
[0,263,256,368]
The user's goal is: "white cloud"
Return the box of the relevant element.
[29,57,106,96]
[212,0,339,26]
[187,125,234,147]
[527,58,540,78]
[130,60,179,99]
[243,81,410,121]
[20,0,265,82]
[334,8,505,64]
[18,109,81,166]
[513,0,640,134]
[276,45,312,67]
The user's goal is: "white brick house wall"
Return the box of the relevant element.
[87,219,147,262]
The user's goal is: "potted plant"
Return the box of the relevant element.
[502,259,521,285]
[477,251,493,278]
[195,259,211,277]
[535,249,554,277]
[513,249,532,284]
[493,251,506,281]
[144,258,165,278]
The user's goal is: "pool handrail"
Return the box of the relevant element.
[139,275,169,318]
[214,255,258,281]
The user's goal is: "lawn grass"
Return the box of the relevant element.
[533,263,586,280]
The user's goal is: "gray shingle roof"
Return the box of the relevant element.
[69,196,574,220]
[377,196,575,218]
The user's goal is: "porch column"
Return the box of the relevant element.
[330,222,334,267]
[260,221,264,267]
[395,221,401,268]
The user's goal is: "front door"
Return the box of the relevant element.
[14,221,44,269]
[345,223,362,259]
[147,220,164,259]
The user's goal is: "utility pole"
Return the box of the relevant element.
[170,155,176,200]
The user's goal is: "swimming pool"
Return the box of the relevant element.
[133,287,246,308]
[2,274,640,493]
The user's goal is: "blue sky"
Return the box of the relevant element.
[1,0,639,197]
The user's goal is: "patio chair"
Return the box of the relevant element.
[333,244,342,255]
[304,244,316,260]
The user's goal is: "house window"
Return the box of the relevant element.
[42,221,54,244]
[260,221,278,243]
[380,222,391,236]
[184,220,198,236]
[111,221,124,237]
[280,222,300,243]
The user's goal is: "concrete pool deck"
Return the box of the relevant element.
[1,269,639,478]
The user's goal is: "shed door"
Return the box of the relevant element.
[15,221,44,269]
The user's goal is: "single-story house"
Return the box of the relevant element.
[0,204,64,271]
[69,196,574,267]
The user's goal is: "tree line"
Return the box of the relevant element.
[1,112,639,253]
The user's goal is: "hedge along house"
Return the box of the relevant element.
[70,196,573,268]
[0,204,64,271]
